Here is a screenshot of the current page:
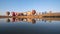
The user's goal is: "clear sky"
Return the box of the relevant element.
[0,0,60,15]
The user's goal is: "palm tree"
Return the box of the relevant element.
[6,11,10,16]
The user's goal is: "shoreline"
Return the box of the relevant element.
[0,16,60,18]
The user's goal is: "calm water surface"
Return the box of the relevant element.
[0,18,60,34]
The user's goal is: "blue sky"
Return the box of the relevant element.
[0,0,60,15]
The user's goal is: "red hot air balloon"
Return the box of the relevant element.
[32,10,36,15]
[11,12,16,16]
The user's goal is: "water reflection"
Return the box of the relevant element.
[11,18,16,22]
[1,18,60,34]
[6,18,10,22]
[6,18,36,24]
[6,18,60,24]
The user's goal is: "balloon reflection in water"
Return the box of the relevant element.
[11,18,16,22]
[27,18,36,24]
[32,19,36,24]
[6,18,10,22]
[6,18,36,24]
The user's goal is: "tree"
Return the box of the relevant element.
[6,11,10,16]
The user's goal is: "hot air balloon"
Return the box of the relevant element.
[32,10,36,15]
[6,11,10,16]
[11,12,16,16]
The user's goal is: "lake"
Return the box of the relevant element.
[0,18,60,34]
